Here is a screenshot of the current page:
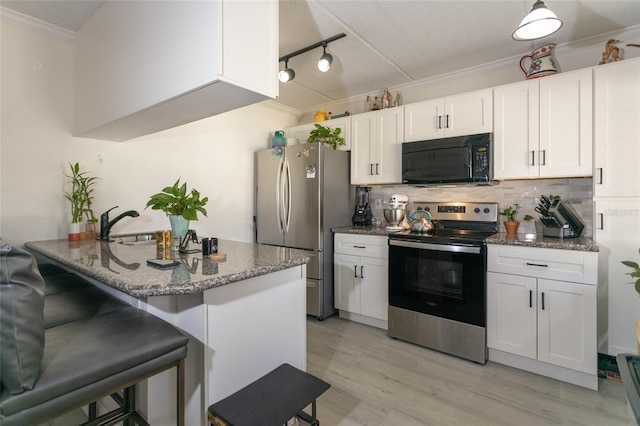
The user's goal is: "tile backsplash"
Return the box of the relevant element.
[366,178,593,237]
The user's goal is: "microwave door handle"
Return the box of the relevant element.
[468,150,473,179]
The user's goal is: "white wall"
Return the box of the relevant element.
[0,21,299,246]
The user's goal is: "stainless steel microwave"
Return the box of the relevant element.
[402,133,493,185]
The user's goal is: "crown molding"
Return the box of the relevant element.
[0,6,74,43]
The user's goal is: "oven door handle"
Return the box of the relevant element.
[389,239,482,254]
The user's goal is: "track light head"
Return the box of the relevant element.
[318,45,333,72]
[278,60,295,83]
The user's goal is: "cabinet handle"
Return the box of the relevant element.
[541,292,545,310]
[529,290,533,308]
[438,115,442,129]
[370,163,374,176]
[376,163,380,175]
[445,114,450,129]
[354,265,358,278]
[598,213,604,230]
[360,265,364,278]
[540,150,546,166]
[353,245,366,248]
[597,168,603,185]
[530,150,536,166]
[526,262,548,268]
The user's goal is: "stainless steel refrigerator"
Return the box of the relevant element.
[256,143,352,320]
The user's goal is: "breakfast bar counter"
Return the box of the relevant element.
[25,238,310,426]
[25,238,310,296]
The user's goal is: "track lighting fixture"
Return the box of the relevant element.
[513,0,563,41]
[278,33,346,83]
[278,60,295,83]
[317,43,333,72]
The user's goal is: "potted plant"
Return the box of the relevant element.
[499,203,534,235]
[307,124,345,150]
[622,250,640,353]
[146,178,208,237]
[64,162,97,241]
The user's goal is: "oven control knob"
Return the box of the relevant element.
[474,208,480,214]
[484,208,490,214]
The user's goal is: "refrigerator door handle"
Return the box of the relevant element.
[276,156,284,233]
[284,159,292,233]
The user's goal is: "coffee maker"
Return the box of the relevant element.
[352,186,372,226]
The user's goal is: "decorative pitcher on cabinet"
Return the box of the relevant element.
[519,43,559,79]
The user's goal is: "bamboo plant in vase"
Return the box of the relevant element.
[64,162,97,241]
[145,178,208,239]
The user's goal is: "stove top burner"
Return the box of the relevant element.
[390,201,499,246]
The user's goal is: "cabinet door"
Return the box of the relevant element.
[594,59,640,197]
[375,108,404,184]
[445,89,493,137]
[403,98,444,142]
[539,69,593,178]
[350,111,376,185]
[493,81,539,180]
[595,199,640,354]
[537,279,597,373]
[359,256,389,321]
[334,253,361,313]
[487,272,537,359]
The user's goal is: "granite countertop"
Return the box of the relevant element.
[25,238,310,297]
[486,233,598,252]
[332,225,401,236]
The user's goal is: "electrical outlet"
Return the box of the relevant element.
[374,198,382,209]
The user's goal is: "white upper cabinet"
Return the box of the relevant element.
[404,89,492,142]
[594,58,640,197]
[75,1,278,141]
[351,108,403,185]
[494,69,593,180]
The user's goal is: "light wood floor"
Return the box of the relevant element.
[306,316,635,426]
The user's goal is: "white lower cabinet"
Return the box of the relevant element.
[487,245,598,390]
[334,234,388,329]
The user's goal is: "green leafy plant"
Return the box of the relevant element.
[622,249,640,294]
[64,162,97,223]
[499,203,534,222]
[145,178,208,221]
[307,124,345,150]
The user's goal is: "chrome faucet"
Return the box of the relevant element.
[99,206,140,241]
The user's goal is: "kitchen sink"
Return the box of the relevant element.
[115,234,156,245]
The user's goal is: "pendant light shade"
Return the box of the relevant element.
[318,45,333,72]
[512,0,563,41]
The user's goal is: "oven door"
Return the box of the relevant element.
[388,239,486,327]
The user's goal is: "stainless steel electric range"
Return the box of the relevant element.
[387,201,498,364]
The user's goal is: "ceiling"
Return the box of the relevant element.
[2,0,640,113]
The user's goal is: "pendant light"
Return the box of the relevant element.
[512,0,563,41]
[317,43,333,72]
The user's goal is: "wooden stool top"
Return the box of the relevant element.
[208,363,330,426]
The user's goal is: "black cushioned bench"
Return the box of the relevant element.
[0,241,189,425]
[207,363,330,426]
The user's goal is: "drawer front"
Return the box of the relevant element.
[334,234,388,258]
[487,245,597,285]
